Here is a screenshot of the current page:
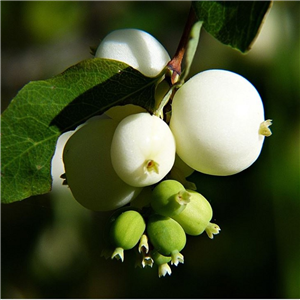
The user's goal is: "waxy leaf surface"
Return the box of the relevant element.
[192,1,272,52]
[1,58,159,203]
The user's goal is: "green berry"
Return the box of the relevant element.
[110,210,146,261]
[151,249,171,265]
[151,180,191,217]
[151,249,172,278]
[147,214,186,265]
[171,190,220,237]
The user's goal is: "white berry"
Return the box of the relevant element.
[170,69,272,176]
[95,28,170,77]
[111,112,176,187]
[63,118,142,211]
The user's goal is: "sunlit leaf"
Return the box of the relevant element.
[192,1,272,52]
[1,58,160,203]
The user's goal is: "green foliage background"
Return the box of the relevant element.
[1,1,299,298]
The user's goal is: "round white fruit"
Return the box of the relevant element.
[63,118,142,211]
[95,28,170,77]
[111,112,176,187]
[170,69,271,176]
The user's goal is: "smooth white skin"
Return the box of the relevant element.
[63,118,142,211]
[95,28,170,77]
[111,112,176,187]
[170,69,266,176]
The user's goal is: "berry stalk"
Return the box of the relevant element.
[167,6,198,85]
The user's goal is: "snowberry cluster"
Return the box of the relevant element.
[62,29,272,277]
[101,179,220,277]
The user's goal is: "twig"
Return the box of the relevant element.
[167,6,197,85]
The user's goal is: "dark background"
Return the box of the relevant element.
[1,1,299,298]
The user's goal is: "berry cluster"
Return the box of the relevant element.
[61,29,272,277]
[101,180,220,277]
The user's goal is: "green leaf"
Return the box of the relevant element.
[1,58,160,204]
[192,1,272,53]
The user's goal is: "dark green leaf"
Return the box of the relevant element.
[1,58,160,203]
[192,1,272,53]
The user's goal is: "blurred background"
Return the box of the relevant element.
[1,1,299,298]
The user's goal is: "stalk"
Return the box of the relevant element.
[167,6,198,85]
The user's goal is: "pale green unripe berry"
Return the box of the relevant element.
[147,214,186,265]
[151,249,172,265]
[151,180,191,217]
[110,210,146,261]
[151,249,172,278]
[63,118,142,211]
[171,190,215,236]
[170,69,272,176]
[111,112,176,187]
[95,28,170,77]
